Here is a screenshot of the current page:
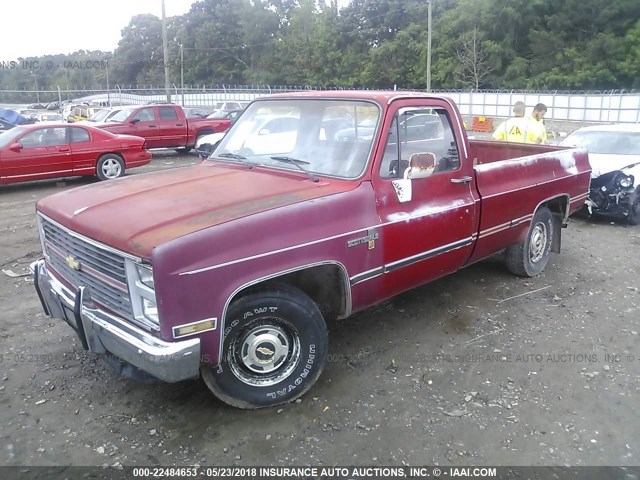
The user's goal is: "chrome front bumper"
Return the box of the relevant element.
[31,259,200,383]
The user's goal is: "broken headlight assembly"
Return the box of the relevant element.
[618,175,634,189]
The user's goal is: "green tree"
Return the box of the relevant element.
[110,14,166,85]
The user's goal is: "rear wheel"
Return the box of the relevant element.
[96,154,125,180]
[505,207,554,277]
[201,286,328,409]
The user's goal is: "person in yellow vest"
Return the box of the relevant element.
[492,101,546,144]
[529,103,548,144]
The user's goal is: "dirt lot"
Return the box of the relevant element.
[1,152,639,468]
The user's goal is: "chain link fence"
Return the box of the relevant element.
[1,85,639,125]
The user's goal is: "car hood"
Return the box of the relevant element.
[589,153,640,179]
[196,132,225,147]
[36,163,356,258]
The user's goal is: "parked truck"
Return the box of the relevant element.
[98,104,230,152]
[31,91,591,409]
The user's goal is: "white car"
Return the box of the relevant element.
[223,116,299,155]
[75,106,131,126]
[35,113,63,124]
[197,115,299,159]
[560,124,640,224]
[195,131,227,158]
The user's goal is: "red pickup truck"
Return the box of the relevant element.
[31,91,591,409]
[98,104,230,152]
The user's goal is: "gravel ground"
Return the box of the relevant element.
[1,152,639,468]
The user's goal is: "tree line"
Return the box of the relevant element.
[1,0,639,94]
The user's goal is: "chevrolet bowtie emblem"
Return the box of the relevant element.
[256,346,274,357]
[65,255,81,271]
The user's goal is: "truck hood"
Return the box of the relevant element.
[37,163,357,258]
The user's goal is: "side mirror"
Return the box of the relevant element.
[405,152,436,180]
[258,128,270,135]
[9,142,23,152]
[129,118,140,125]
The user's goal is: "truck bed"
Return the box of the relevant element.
[466,139,592,263]
[469,138,567,165]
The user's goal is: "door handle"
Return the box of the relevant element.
[58,147,70,152]
[149,125,157,128]
[176,123,184,126]
[451,176,472,184]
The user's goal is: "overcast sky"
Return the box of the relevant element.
[3,0,195,60]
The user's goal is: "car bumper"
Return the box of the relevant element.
[126,150,153,168]
[30,259,200,383]
[587,185,634,216]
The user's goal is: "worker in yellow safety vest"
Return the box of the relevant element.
[529,103,548,144]
[492,101,546,144]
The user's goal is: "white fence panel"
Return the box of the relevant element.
[1,86,639,124]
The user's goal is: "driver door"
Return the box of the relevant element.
[0,127,72,183]
[372,100,480,299]
[128,107,160,147]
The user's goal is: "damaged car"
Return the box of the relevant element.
[561,124,640,224]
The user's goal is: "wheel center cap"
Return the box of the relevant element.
[255,342,276,363]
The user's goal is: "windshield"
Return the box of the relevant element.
[108,107,136,123]
[0,127,26,148]
[89,109,110,122]
[212,99,380,179]
[40,114,62,122]
[563,131,640,155]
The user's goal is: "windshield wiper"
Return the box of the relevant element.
[218,152,247,160]
[270,156,319,183]
[217,152,254,169]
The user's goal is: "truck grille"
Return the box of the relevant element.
[40,216,134,320]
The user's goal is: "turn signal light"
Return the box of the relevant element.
[173,318,217,339]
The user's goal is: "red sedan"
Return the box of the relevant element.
[0,123,151,185]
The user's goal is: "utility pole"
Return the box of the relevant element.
[162,0,171,103]
[31,72,40,103]
[427,0,432,92]
[180,43,185,106]
[106,59,111,106]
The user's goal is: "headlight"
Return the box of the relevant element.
[619,175,634,188]
[142,297,159,323]
[136,264,155,289]
[37,215,48,259]
[126,261,159,329]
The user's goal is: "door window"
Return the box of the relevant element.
[132,108,155,122]
[69,127,90,143]
[380,107,460,178]
[159,107,179,121]
[20,127,67,148]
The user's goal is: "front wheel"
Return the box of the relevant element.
[201,286,328,409]
[96,154,125,180]
[505,206,554,277]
